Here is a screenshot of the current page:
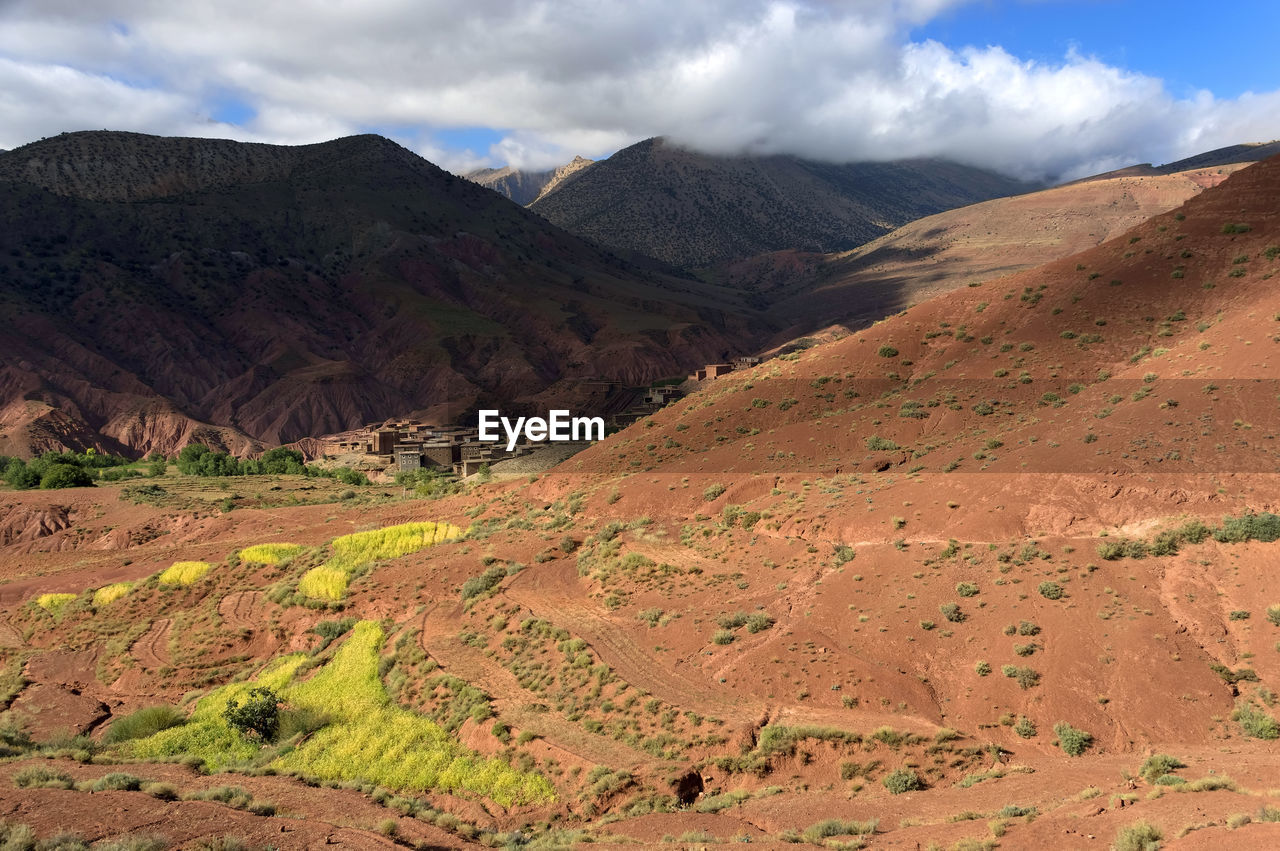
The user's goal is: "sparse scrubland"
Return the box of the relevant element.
[5,144,1280,848]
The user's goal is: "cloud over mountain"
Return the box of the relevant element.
[2,0,1278,179]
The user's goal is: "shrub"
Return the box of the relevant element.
[865,436,899,451]
[12,766,74,788]
[1113,820,1162,851]
[745,613,775,633]
[40,463,94,489]
[939,602,965,623]
[882,768,923,794]
[158,561,212,587]
[1013,717,1036,738]
[637,608,663,627]
[955,582,979,597]
[95,835,168,851]
[974,661,991,676]
[1221,222,1252,234]
[1267,605,1280,627]
[802,819,878,842]
[104,705,187,744]
[1139,754,1185,783]
[877,345,899,358]
[1215,512,1280,544]
[703,483,726,501]
[1003,666,1040,689]
[92,772,144,792]
[1234,702,1280,739]
[712,629,734,646]
[460,565,506,601]
[1053,722,1092,756]
[223,686,282,740]
[1038,581,1064,600]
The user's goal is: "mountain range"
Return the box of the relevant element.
[3,131,1277,459]
[0,132,761,457]
[522,137,1035,267]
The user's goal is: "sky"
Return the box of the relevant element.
[1,0,1278,181]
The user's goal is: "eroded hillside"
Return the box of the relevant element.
[2,155,1280,848]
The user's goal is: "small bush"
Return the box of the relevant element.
[1038,581,1064,600]
[1002,666,1040,689]
[94,835,168,851]
[974,661,991,676]
[703,483,726,501]
[882,768,923,794]
[460,564,506,601]
[91,772,144,792]
[1113,820,1162,851]
[1053,722,1093,756]
[13,766,74,788]
[877,345,899,358]
[1139,754,1185,783]
[865,436,899,451]
[143,781,179,800]
[955,582,979,597]
[939,602,965,623]
[712,629,734,646]
[104,705,186,744]
[745,613,775,634]
[1234,702,1280,739]
[1013,717,1036,738]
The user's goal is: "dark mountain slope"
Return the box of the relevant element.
[528,137,1034,267]
[0,132,764,456]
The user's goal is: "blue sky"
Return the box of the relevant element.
[915,1,1280,99]
[1,0,1279,180]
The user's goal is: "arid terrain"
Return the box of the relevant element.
[2,145,1280,850]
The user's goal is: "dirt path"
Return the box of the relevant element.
[419,604,654,770]
[503,560,745,717]
[217,589,263,629]
[130,618,171,669]
[0,616,24,648]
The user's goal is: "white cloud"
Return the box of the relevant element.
[0,0,1277,179]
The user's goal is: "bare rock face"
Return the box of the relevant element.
[0,503,73,545]
[530,155,595,204]
[0,132,764,457]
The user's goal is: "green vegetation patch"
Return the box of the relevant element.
[274,622,552,805]
[128,621,552,806]
[92,582,133,606]
[239,543,304,565]
[297,520,462,600]
[158,561,212,587]
[34,592,77,613]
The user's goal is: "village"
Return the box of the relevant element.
[311,355,762,478]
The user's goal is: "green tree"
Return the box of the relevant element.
[223,687,283,740]
[40,463,94,489]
